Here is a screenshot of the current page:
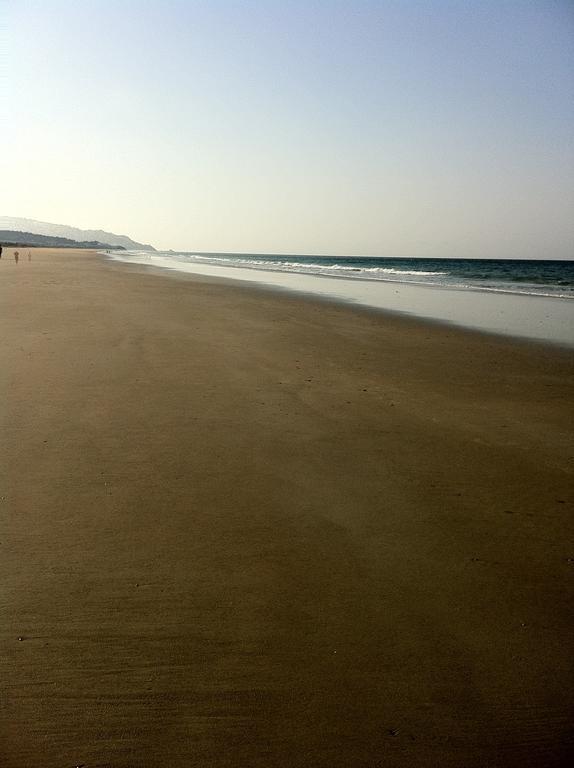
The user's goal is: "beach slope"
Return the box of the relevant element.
[1,248,572,767]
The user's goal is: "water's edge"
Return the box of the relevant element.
[104,251,574,349]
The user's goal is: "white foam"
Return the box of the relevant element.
[185,254,447,278]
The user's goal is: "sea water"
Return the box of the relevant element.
[108,251,574,347]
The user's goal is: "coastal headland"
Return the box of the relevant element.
[1,248,572,766]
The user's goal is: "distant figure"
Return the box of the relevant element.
[0,244,3,259]
[28,250,32,261]
[14,251,19,264]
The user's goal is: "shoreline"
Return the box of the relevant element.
[105,250,574,348]
[1,248,573,767]
[104,250,574,352]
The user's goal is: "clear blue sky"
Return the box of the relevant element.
[3,0,573,257]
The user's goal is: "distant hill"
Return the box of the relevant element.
[0,217,155,251]
[0,230,125,249]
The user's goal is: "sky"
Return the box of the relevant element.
[1,0,573,257]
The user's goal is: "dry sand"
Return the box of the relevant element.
[1,248,572,767]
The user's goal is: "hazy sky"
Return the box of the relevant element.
[2,0,573,257]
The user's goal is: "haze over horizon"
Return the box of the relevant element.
[3,0,573,259]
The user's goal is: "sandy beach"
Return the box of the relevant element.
[1,247,572,767]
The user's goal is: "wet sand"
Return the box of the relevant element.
[1,248,572,767]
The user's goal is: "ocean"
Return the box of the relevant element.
[154,253,574,299]
[108,251,574,347]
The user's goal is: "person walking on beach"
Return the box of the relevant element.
[14,251,19,264]
[28,250,32,261]
[0,244,3,259]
